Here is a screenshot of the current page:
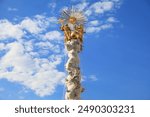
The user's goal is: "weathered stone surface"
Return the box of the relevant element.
[65,39,83,100]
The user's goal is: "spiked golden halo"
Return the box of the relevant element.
[59,7,86,25]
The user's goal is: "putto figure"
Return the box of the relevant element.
[59,7,85,100]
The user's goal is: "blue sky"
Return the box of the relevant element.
[0,0,150,100]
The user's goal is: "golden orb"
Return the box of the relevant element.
[68,17,77,24]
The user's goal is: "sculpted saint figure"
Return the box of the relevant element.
[61,24,71,42]
[59,17,84,44]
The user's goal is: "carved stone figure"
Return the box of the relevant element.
[61,24,71,42]
[59,7,85,100]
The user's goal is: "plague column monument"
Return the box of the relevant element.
[59,8,85,100]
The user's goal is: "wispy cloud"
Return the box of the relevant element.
[72,0,122,33]
[8,7,18,11]
[86,0,120,33]
[89,75,98,81]
[48,2,56,9]
[107,17,118,23]
[0,15,66,97]
[74,1,89,11]
[89,20,100,26]
[81,75,98,82]
[86,24,113,33]
[85,1,114,16]
[43,31,63,41]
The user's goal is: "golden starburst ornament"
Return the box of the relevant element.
[59,7,86,25]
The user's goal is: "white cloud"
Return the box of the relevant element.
[0,41,65,97]
[89,20,100,26]
[0,15,56,40]
[89,75,98,81]
[43,31,63,41]
[0,20,24,40]
[48,3,56,9]
[0,42,35,73]
[74,1,89,11]
[0,43,5,50]
[85,1,116,16]
[60,0,120,34]
[107,17,117,22]
[86,24,112,33]
[35,41,61,53]
[85,9,92,16]
[8,7,18,11]
[84,0,121,33]
[81,75,98,82]
[0,15,66,97]
[92,1,114,14]
[20,18,42,34]
[20,15,51,34]
[49,17,57,23]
